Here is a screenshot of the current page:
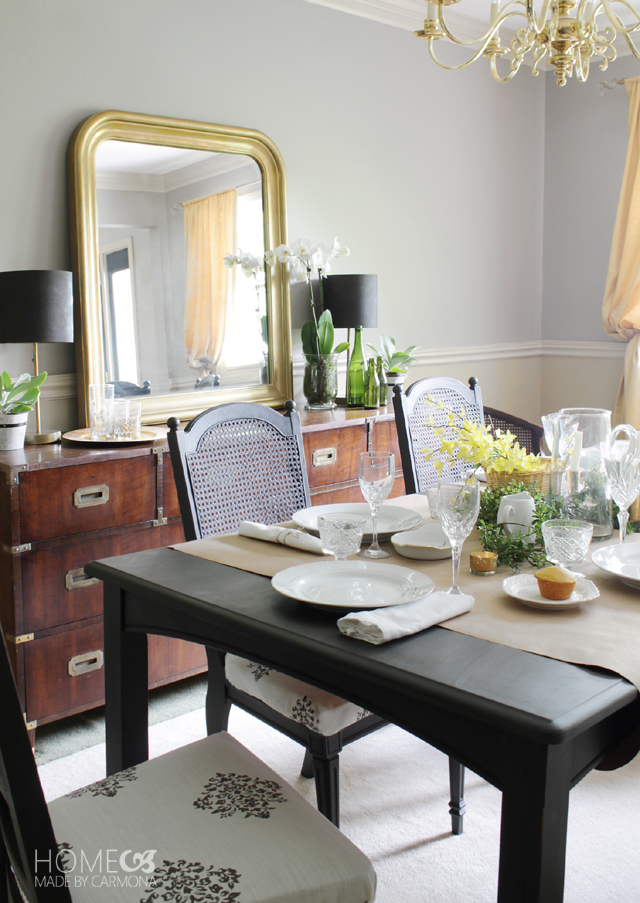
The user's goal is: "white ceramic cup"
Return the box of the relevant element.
[497,492,536,542]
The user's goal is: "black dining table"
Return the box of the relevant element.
[85,546,640,903]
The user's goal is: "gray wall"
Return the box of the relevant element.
[542,55,634,343]
[0,0,545,386]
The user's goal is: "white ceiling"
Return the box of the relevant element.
[302,0,640,47]
[95,142,213,175]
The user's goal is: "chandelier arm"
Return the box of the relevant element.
[526,0,554,32]
[489,54,517,81]
[427,36,494,69]
[623,29,640,59]
[436,5,527,48]
[600,0,640,34]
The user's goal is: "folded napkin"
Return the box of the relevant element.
[238,521,325,554]
[337,591,474,645]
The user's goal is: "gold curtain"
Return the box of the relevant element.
[183,189,236,377]
[603,76,640,427]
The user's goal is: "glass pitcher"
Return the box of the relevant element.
[558,407,612,541]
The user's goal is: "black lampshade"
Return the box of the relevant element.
[0,270,74,344]
[322,275,378,329]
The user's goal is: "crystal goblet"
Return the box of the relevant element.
[358,452,395,559]
[601,424,640,543]
[317,514,366,561]
[438,480,480,594]
[541,519,593,572]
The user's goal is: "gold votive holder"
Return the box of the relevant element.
[470,551,498,576]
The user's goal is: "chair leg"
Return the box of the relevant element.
[448,756,466,835]
[205,648,231,735]
[300,748,314,779]
[306,733,342,828]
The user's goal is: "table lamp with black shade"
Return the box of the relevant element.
[322,274,378,407]
[0,270,74,444]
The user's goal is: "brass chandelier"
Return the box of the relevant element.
[414,0,640,85]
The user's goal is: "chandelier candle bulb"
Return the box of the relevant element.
[470,551,498,576]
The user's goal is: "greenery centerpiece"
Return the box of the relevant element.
[477,482,563,570]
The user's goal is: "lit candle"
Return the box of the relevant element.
[470,551,498,575]
[570,430,583,472]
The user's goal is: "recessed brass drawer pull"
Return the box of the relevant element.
[73,484,110,508]
[65,567,100,591]
[68,650,104,677]
[312,447,337,467]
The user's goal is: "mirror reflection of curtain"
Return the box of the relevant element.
[183,189,236,378]
[603,76,640,428]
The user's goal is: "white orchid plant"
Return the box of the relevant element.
[225,237,351,358]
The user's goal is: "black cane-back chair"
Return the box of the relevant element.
[484,406,544,455]
[168,401,466,832]
[393,376,484,494]
[0,626,376,903]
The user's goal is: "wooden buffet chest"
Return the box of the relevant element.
[0,406,402,737]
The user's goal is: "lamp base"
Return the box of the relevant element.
[25,430,61,445]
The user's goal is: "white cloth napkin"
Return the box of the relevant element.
[337,591,474,645]
[238,521,325,554]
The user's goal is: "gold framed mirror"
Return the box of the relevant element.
[68,110,292,426]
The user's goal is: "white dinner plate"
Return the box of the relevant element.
[502,573,600,610]
[271,560,435,610]
[591,543,640,589]
[292,503,423,542]
[390,524,452,560]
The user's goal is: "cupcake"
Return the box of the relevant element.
[534,566,576,601]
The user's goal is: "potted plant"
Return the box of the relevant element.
[367,335,419,404]
[0,371,47,450]
[225,237,351,410]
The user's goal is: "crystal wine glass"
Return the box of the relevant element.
[358,452,395,559]
[602,424,640,543]
[438,480,480,594]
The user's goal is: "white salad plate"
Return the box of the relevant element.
[591,543,640,589]
[502,573,600,610]
[292,503,422,542]
[390,524,452,560]
[271,560,435,610]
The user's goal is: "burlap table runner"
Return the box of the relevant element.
[172,494,640,692]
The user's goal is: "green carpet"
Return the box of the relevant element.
[33,674,208,766]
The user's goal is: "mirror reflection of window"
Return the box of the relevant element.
[223,186,268,378]
[100,241,140,385]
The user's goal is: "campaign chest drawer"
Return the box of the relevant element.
[20,519,185,634]
[23,621,207,726]
[19,455,158,543]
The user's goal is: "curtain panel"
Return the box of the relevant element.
[183,189,237,378]
[603,76,640,427]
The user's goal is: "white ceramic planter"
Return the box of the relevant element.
[0,412,29,450]
[385,373,405,405]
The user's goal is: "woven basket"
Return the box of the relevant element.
[485,465,551,493]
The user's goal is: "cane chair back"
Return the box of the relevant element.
[168,400,311,542]
[393,377,484,493]
[484,407,544,456]
[0,628,376,903]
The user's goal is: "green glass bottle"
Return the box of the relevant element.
[347,326,367,407]
[377,356,388,406]
[364,359,379,409]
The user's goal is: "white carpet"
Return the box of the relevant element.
[38,708,640,903]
